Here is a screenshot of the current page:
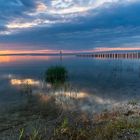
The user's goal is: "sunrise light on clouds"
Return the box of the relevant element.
[0,0,140,52]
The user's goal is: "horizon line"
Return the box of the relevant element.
[1,47,140,55]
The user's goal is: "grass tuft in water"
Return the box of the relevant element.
[44,66,68,85]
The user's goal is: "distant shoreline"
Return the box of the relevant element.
[0,53,76,56]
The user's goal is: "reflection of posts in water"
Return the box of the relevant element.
[60,50,63,62]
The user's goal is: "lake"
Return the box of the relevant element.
[0,55,140,113]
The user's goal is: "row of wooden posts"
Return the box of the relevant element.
[77,52,140,59]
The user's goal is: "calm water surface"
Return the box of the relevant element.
[0,55,140,113]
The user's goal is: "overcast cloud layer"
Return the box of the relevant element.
[0,0,140,50]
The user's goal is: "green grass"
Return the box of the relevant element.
[19,128,42,140]
[44,66,68,85]
[51,116,140,140]
[93,118,139,140]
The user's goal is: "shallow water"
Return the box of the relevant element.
[0,55,140,113]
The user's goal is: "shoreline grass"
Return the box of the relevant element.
[0,90,140,140]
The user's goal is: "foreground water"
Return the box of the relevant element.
[0,55,140,113]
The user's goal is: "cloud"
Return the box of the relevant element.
[0,0,140,50]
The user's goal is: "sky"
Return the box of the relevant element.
[0,0,140,53]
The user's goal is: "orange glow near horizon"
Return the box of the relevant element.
[0,56,52,63]
[0,47,140,55]
[0,49,60,55]
[0,56,11,63]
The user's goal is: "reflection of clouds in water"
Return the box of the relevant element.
[6,74,121,113]
[10,78,40,86]
[54,90,117,104]
[1,56,140,114]
[54,91,88,99]
[2,74,41,87]
[0,73,127,114]
[4,74,45,87]
[78,94,120,113]
[48,90,121,113]
[4,74,52,90]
